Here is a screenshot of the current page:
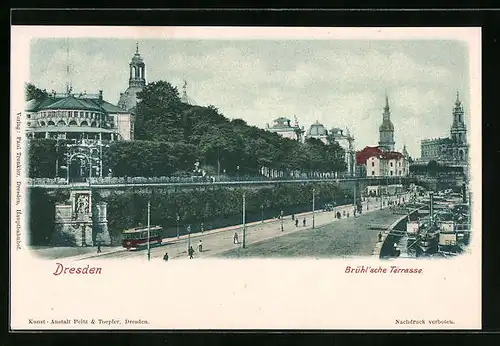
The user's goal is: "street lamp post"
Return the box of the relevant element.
[55,139,59,178]
[176,214,180,239]
[147,200,151,261]
[99,142,104,178]
[261,204,264,223]
[353,180,357,217]
[242,191,246,249]
[280,210,284,232]
[312,188,316,229]
[237,165,240,180]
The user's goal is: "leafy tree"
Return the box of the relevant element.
[25,83,48,102]
[134,81,184,141]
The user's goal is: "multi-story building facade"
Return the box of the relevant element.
[356,146,409,178]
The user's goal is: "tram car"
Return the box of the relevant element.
[122,226,163,250]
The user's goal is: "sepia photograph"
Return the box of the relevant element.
[10,26,481,330]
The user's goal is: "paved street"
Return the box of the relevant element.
[219,207,407,258]
[52,194,409,261]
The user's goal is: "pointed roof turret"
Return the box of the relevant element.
[379,94,394,131]
[131,42,144,64]
[402,144,409,158]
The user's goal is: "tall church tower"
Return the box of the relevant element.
[450,91,468,162]
[118,43,146,112]
[378,95,395,151]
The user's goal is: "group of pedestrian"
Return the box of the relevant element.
[293,218,306,227]
[162,239,204,262]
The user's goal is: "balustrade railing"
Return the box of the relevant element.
[27,175,410,186]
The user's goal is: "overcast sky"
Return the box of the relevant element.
[29,38,470,157]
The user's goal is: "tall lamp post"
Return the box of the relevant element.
[242,191,246,249]
[312,188,316,229]
[280,210,284,232]
[261,204,264,223]
[147,199,151,261]
[176,214,180,239]
[55,139,60,178]
[353,180,357,217]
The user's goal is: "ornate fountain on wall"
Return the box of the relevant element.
[52,189,111,246]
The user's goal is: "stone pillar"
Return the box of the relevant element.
[92,202,111,246]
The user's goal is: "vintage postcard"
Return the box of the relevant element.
[10,26,481,330]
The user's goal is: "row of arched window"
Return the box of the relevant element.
[39,120,99,127]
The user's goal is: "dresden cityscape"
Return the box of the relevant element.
[23,38,471,261]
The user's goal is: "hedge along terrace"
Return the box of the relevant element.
[28,182,352,246]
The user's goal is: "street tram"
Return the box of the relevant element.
[122,226,163,250]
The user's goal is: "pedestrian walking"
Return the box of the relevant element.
[291,214,295,221]
[233,232,239,244]
[188,246,194,259]
[163,252,169,261]
[200,222,204,233]
[303,218,306,227]
[378,232,382,242]
[295,219,299,227]
[96,242,102,253]
[198,240,203,252]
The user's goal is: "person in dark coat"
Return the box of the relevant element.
[188,246,194,259]
[378,232,382,242]
[303,218,306,227]
[295,219,299,227]
[163,252,169,261]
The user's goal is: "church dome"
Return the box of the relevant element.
[131,52,144,64]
